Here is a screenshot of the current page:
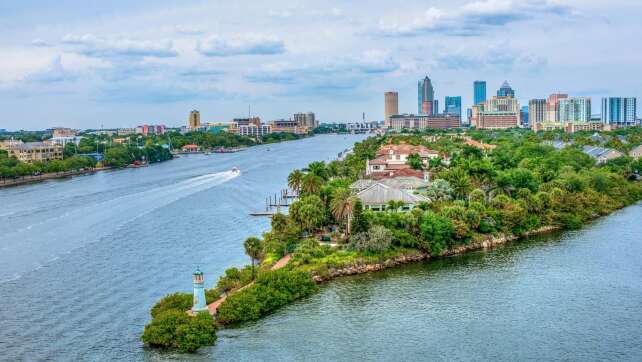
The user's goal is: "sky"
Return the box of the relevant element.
[1,0,641,130]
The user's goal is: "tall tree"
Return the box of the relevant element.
[307,161,328,180]
[287,169,303,194]
[445,168,471,200]
[330,188,354,237]
[243,237,264,280]
[289,195,325,232]
[301,173,322,195]
[350,200,369,235]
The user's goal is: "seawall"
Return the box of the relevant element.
[311,225,562,283]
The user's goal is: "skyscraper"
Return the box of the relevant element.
[559,97,591,122]
[520,106,529,127]
[418,76,435,115]
[188,110,201,129]
[473,81,487,105]
[444,96,462,120]
[384,91,399,127]
[528,99,546,124]
[545,94,568,122]
[497,81,515,98]
[601,97,637,125]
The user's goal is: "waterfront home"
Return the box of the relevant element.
[356,182,430,211]
[630,144,642,160]
[351,173,430,193]
[366,142,443,175]
[582,146,624,164]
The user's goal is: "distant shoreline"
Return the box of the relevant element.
[0,168,107,188]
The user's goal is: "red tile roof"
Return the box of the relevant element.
[376,143,439,157]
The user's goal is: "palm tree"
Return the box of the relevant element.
[287,169,303,195]
[447,168,471,200]
[331,188,354,237]
[243,237,264,280]
[307,161,327,180]
[301,173,321,195]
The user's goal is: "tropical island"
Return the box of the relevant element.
[141,127,642,353]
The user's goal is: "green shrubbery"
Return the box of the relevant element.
[142,311,216,353]
[150,293,193,318]
[142,292,220,352]
[216,269,318,325]
[143,127,642,353]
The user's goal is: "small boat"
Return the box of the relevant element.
[231,167,239,173]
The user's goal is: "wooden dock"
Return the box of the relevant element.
[250,188,299,216]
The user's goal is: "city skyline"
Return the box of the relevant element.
[1,0,642,129]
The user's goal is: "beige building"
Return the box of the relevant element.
[52,127,77,138]
[188,110,201,129]
[384,91,399,127]
[0,140,63,163]
[269,119,310,134]
[529,99,546,124]
[293,112,317,128]
[471,96,520,129]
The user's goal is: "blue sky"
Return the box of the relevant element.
[1,0,641,130]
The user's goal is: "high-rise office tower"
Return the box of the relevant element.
[384,91,399,127]
[601,97,637,125]
[528,99,546,124]
[444,96,462,120]
[545,94,568,122]
[520,106,529,127]
[559,97,591,122]
[473,81,487,105]
[497,81,515,98]
[188,110,201,129]
[418,76,435,115]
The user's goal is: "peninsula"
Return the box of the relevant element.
[142,127,642,353]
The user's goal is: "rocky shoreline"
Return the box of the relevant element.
[311,225,562,283]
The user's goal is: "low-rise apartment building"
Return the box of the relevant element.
[0,140,63,163]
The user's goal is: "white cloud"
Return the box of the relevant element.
[377,0,572,36]
[62,33,178,58]
[197,34,285,56]
[25,55,76,83]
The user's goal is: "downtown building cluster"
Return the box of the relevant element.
[384,76,462,131]
[186,110,318,138]
[384,77,639,132]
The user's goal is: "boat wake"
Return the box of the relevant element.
[0,170,239,284]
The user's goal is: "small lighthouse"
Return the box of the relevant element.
[192,267,208,313]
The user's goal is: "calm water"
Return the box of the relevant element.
[0,135,640,361]
[0,134,366,361]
